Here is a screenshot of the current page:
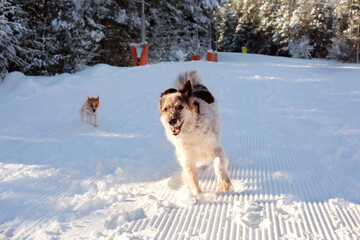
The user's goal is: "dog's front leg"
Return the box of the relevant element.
[86,113,92,125]
[214,146,231,191]
[93,112,98,127]
[80,111,85,123]
[182,163,202,197]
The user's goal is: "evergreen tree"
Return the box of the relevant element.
[348,0,360,62]
[234,0,262,53]
[14,0,61,76]
[2,0,360,81]
[330,0,359,62]
[0,0,27,80]
[217,0,239,52]
[288,0,313,58]
[148,0,215,62]
[80,0,139,67]
[308,0,334,58]
[330,0,351,61]
[274,0,296,56]
[258,0,279,55]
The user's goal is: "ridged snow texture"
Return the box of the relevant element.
[122,165,360,240]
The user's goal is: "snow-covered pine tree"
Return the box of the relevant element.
[330,0,360,62]
[2,0,359,79]
[233,0,262,53]
[348,0,360,62]
[258,0,279,55]
[148,0,192,62]
[0,0,27,81]
[307,0,334,59]
[289,0,313,58]
[73,0,110,67]
[217,0,239,52]
[330,0,352,61]
[14,0,62,76]
[82,0,140,67]
[147,0,215,62]
[46,0,83,73]
[274,0,296,56]
[115,1,142,66]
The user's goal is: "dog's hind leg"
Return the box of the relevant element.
[214,146,231,191]
[182,164,202,197]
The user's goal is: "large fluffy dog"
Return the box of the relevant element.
[158,71,231,197]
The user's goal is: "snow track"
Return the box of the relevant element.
[1,53,360,239]
[121,166,360,239]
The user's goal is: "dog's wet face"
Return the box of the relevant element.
[159,81,194,136]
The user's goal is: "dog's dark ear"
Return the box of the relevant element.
[160,88,177,98]
[179,80,192,99]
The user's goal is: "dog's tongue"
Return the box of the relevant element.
[171,126,180,135]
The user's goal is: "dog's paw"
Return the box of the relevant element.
[192,189,203,198]
[218,177,231,192]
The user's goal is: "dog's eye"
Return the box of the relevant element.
[176,105,184,111]
[164,107,168,112]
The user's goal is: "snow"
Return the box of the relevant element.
[1,53,360,239]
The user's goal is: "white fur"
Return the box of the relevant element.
[160,71,231,197]
[80,108,98,127]
[174,70,203,88]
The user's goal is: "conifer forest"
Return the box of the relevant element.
[1,0,359,80]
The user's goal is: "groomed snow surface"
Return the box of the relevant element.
[1,53,360,239]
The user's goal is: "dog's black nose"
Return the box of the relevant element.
[93,109,96,112]
[169,119,177,126]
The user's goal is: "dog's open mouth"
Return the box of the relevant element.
[170,121,183,136]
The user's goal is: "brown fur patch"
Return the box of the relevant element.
[178,80,192,99]
[194,101,200,113]
[159,84,196,115]
[82,96,100,112]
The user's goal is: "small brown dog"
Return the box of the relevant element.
[80,96,99,127]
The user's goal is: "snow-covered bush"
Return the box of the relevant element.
[288,37,313,59]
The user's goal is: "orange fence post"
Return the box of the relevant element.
[130,45,139,66]
[130,42,148,67]
[191,55,202,61]
[214,52,218,62]
[207,51,213,61]
[139,43,148,66]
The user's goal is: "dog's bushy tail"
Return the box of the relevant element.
[175,70,203,89]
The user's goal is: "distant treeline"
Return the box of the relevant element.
[1,0,359,80]
[217,0,360,61]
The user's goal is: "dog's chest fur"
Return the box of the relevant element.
[84,105,96,116]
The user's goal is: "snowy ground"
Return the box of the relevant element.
[0,53,360,239]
